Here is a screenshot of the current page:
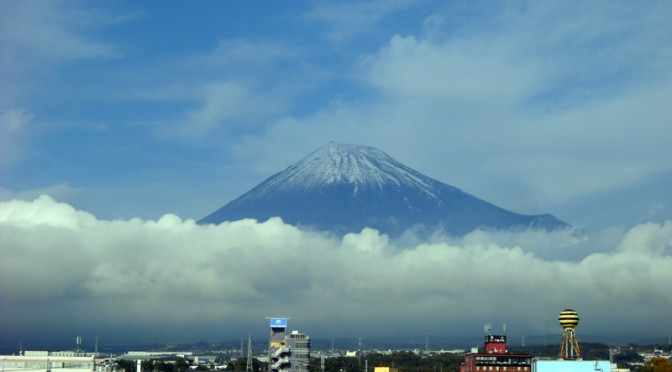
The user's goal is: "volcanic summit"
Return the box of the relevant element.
[199,142,568,236]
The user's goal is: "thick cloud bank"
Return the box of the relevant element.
[1,196,671,344]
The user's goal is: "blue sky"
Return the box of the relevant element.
[2,0,670,229]
[1,1,672,346]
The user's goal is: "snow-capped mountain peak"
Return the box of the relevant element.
[199,142,568,236]
[247,142,446,200]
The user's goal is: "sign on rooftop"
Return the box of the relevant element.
[269,317,288,328]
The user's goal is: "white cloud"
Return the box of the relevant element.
[0,107,35,172]
[0,107,33,133]
[0,1,119,68]
[236,1,672,223]
[155,80,289,141]
[1,196,670,342]
[0,2,123,168]
[137,37,304,141]
[305,0,425,42]
[185,39,299,74]
[182,82,256,138]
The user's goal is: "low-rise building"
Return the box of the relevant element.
[1,352,95,372]
[533,359,611,372]
[460,335,533,372]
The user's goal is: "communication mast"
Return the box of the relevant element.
[246,335,253,372]
[76,336,82,355]
[558,309,582,360]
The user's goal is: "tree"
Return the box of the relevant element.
[641,357,672,372]
[141,360,153,372]
[115,360,136,372]
[153,360,174,372]
[175,358,190,372]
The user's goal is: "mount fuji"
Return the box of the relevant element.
[199,142,568,236]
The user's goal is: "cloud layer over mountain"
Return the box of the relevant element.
[2,196,670,344]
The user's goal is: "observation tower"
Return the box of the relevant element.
[558,309,581,360]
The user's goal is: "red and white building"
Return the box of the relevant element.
[460,335,533,372]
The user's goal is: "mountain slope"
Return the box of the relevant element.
[199,142,568,236]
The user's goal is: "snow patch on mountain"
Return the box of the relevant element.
[238,142,447,203]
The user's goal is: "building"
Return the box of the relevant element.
[0,351,95,372]
[533,359,611,372]
[460,334,533,372]
[463,310,613,372]
[374,367,399,372]
[283,331,310,371]
[267,318,311,372]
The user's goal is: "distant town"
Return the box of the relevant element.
[2,311,671,372]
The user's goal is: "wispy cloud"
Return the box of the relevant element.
[0,108,34,172]
[305,0,426,42]
[0,1,124,174]
[239,1,672,222]
[0,107,33,133]
[0,1,120,72]
[131,38,307,142]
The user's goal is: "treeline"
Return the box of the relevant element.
[508,342,611,359]
[311,351,464,372]
[227,352,463,372]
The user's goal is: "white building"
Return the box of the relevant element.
[533,359,612,372]
[1,352,95,372]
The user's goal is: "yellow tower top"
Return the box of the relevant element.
[559,309,580,330]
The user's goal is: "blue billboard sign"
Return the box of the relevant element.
[269,317,288,328]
